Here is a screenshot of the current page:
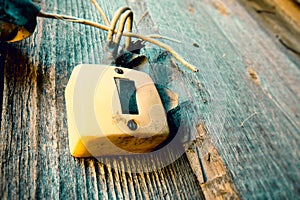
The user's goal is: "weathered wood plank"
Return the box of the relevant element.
[0,0,205,199]
[143,0,300,199]
[1,0,300,199]
[236,0,300,63]
[127,1,240,199]
[185,123,240,199]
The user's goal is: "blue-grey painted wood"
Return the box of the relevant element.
[141,0,300,198]
[0,0,205,199]
[0,0,299,199]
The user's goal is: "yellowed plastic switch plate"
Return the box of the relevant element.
[65,64,169,157]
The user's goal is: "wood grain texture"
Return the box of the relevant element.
[236,0,300,63]
[0,0,204,199]
[185,123,240,199]
[127,1,239,199]
[142,0,300,199]
[0,0,300,199]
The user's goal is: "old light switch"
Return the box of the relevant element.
[65,64,169,157]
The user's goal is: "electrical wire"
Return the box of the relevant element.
[90,0,110,26]
[90,1,182,44]
[147,34,182,44]
[37,11,198,72]
[107,7,132,50]
[103,7,133,62]
[114,10,133,51]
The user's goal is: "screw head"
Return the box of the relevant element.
[127,120,138,131]
[114,68,124,74]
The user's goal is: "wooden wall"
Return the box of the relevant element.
[0,0,299,199]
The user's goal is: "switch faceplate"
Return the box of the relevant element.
[65,64,169,157]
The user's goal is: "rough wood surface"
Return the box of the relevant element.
[1,0,300,199]
[185,123,240,199]
[237,0,300,63]
[0,1,205,199]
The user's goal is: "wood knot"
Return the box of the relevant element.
[197,123,207,140]
[212,1,229,16]
[247,66,261,85]
[187,4,196,14]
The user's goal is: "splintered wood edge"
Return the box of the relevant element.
[270,0,300,32]
[238,0,300,56]
[184,123,241,200]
